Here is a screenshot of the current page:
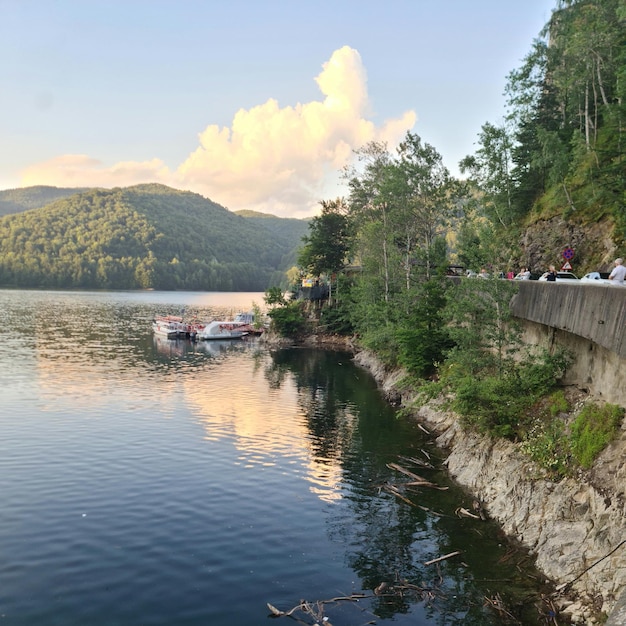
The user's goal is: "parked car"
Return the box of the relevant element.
[538,271,579,282]
[581,271,625,286]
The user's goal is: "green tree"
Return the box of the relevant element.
[298,198,353,304]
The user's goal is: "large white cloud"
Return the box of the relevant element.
[19,46,416,218]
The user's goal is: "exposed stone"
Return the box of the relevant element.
[519,216,618,274]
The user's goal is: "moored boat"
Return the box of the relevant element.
[152,315,186,338]
[152,315,205,339]
[231,311,266,335]
[195,320,248,340]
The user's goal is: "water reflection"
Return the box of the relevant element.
[0,290,554,625]
[261,347,553,625]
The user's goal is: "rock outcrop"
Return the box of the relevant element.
[519,216,618,275]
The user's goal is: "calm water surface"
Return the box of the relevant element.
[0,290,554,625]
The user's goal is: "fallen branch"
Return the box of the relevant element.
[386,463,448,490]
[267,593,371,622]
[484,593,520,623]
[455,507,481,520]
[383,483,416,506]
[398,454,435,469]
[424,551,462,566]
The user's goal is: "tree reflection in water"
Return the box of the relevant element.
[265,347,556,625]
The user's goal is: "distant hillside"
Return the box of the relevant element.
[0,185,91,217]
[234,209,310,269]
[0,184,306,291]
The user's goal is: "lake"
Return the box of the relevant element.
[0,289,555,625]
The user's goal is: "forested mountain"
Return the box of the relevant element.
[0,185,91,217]
[234,209,310,270]
[0,184,305,290]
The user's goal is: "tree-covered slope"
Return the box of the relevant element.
[0,185,91,217]
[0,184,302,290]
[234,209,310,241]
[234,209,310,270]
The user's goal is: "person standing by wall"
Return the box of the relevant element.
[546,265,558,282]
[608,258,626,284]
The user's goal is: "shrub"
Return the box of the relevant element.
[570,403,624,469]
[547,390,568,417]
[521,418,570,477]
[453,374,526,439]
[267,301,307,338]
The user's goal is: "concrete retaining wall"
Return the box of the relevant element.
[510,282,626,409]
[511,282,626,358]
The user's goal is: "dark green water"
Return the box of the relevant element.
[0,290,557,624]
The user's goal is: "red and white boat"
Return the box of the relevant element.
[152,315,186,338]
[195,320,248,340]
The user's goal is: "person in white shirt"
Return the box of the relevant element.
[608,258,626,284]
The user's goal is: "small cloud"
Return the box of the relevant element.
[19,46,416,218]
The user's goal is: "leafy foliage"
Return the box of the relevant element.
[521,414,570,477]
[263,286,308,338]
[395,280,453,378]
[450,351,571,440]
[463,0,626,254]
[298,199,353,279]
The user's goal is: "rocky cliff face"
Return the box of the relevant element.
[519,216,618,275]
[354,350,626,624]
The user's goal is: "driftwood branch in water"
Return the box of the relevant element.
[398,454,435,469]
[386,462,448,490]
[424,551,462,566]
[456,507,480,519]
[267,594,371,622]
[484,593,520,623]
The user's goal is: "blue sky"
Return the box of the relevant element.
[1,0,555,217]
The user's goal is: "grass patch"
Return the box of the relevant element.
[570,403,624,469]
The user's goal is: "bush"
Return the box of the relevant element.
[453,374,528,439]
[570,403,624,469]
[521,417,570,477]
[267,301,307,338]
[450,352,571,440]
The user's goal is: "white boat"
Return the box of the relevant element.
[152,315,186,338]
[196,320,248,340]
[231,311,267,335]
